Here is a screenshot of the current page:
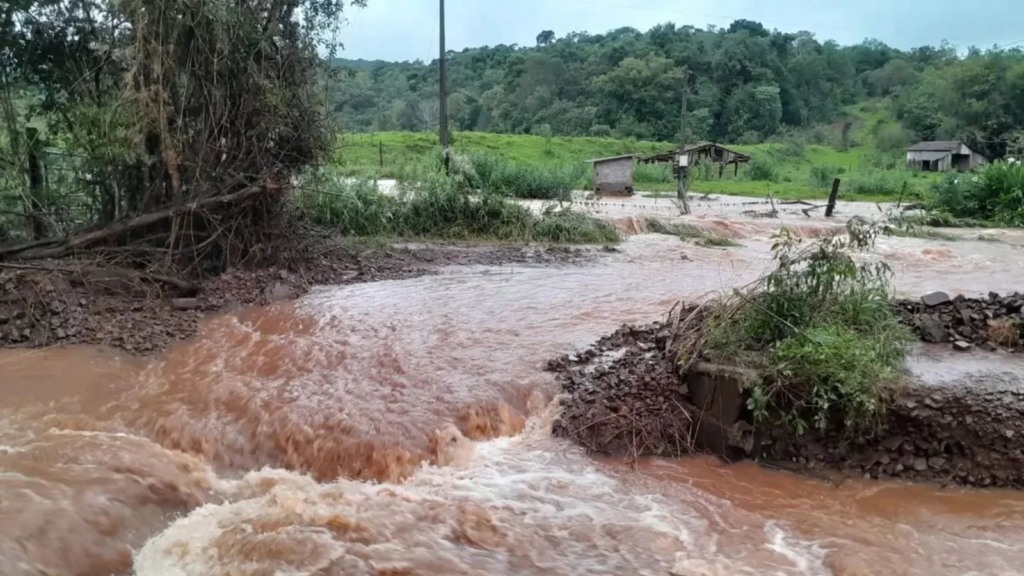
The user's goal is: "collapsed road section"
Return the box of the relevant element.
[549,296,1024,489]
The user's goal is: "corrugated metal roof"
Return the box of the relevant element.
[584,154,638,163]
[907,141,963,152]
[639,142,751,163]
[909,150,951,162]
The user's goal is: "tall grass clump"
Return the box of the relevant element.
[294,176,397,236]
[634,162,674,184]
[930,159,1024,226]
[680,218,912,436]
[646,218,740,247]
[809,164,843,188]
[295,169,618,244]
[745,154,780,182]
[531,206,620,244]
[844,171,910,197]
[466,152,581,201]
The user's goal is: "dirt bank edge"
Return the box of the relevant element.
[548,321,1024,489]
[1,241,596,355]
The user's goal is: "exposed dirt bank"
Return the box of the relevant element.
[0,241,593,354]
[549,320,1024,488]
[547,322,696,458]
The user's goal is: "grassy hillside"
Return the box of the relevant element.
[333,102,942,202]
[335,131,672,175]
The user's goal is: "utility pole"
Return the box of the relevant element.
[438,0,450,173]
[676,66,691,214]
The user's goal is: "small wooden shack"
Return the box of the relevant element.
[906,141,988,172]
[640,142,750,177]
[586,154,637,196]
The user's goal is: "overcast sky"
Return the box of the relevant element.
[335,0,1024,62]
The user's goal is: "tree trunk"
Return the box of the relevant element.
[25,127,47,239]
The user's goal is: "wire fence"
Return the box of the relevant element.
[0,147,104,243]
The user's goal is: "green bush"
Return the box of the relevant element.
[809,164,842,188]
[466,152,580,201]
[746,154,780,182]
[702,220,912,435]
[766,323,904,433]
[294,176,397,236]
[634,162,673,184]
[532,207,620,244]
[875,124,914,153]
[931,159,1024,226]
[295,169,617,244]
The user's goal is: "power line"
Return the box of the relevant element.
[996,38,1024,50]
[557,0,858,34]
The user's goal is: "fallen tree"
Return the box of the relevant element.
[1,0,366,276]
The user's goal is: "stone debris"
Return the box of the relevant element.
[895,292,1024,351]
[546,322,697,458]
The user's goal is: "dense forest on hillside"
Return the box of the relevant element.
[331,20,1024,160]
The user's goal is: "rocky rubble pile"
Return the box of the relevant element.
[769,386,1024,488]
[546,305,1024,488]
[546,322,697,457]
[895,291,1024,352]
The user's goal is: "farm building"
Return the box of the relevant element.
[640,142,751,177]
[585,154,637,196]
[906,141,988,172]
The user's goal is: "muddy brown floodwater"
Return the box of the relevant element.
[3,201,1024,575]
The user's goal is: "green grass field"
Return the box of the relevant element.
[335,131,671,174]
[333,102,943,202]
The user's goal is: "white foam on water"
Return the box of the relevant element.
[134,415,824,576]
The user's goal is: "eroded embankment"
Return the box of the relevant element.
[549,312,1024,488]
[0,243,591,354]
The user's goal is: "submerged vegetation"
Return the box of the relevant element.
[646,219,741,248]
[294,169,618,244]
[678,219,913,435]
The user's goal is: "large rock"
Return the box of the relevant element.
[921,291,951,307]
[917,315,949,343]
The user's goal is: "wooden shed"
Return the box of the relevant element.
[640,142,750,177]
[906,141,988,172]
[585,154,637,196]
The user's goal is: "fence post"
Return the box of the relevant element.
[379,140,383,168]
[825,178,841,218]
[25,127,47,239]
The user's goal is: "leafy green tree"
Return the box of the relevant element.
[594,54,683,140]
[321,17,1024,158]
